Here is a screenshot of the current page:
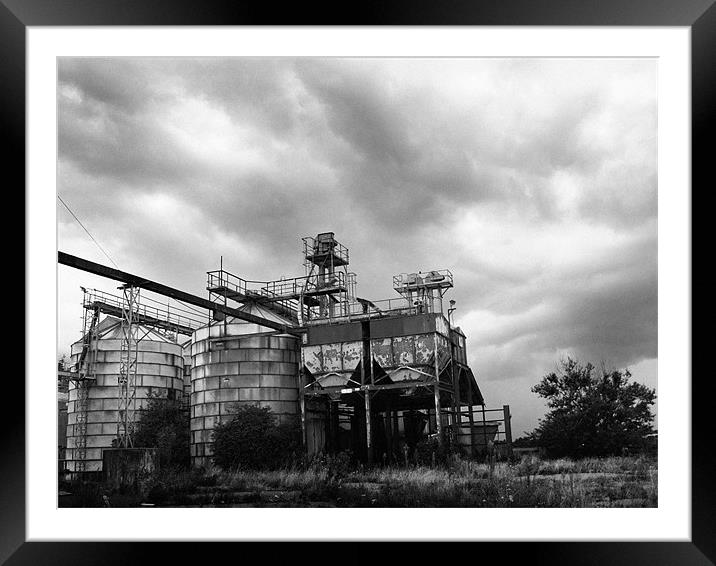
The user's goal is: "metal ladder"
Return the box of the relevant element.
[73,301,100,475]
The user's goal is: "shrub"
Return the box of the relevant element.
[133,392,190,469]
[212,405,302,470]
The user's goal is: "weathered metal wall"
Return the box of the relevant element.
[303,332,451,374]
[372,334,437,367]
[66,320,184,474]
[450,328,468,364]
[304,313,451,376]
[190,319,300,468]
[306,313,450,346]
[303,340,362,375]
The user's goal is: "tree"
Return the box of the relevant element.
[529,357,656,458]
[212,405,301,470]
[134,392,190,469]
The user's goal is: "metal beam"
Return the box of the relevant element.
[58,252,304,336]
[305,381,432,395]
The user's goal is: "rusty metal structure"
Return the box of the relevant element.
[60,234,513,469]
[296,233,496,463]
[197,232,507,463]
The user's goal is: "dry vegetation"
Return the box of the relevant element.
[134,454,656,508]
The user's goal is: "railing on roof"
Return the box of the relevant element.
[206,269,253,298]
[265,271,348,299]
[207,269,350,303]
[305,292,446,325]
[82,289,204,334]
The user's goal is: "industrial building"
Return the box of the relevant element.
[60,233,512,476]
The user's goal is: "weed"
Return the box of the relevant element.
[110,454,656,508]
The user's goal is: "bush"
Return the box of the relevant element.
[133,392,190,469]
[212,405,302,471]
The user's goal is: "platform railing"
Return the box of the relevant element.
[206,269,251,296]
[83,289,203,331]
[264,270,347,298]
[302,235,350,264]
[304,293,446,324]
[208,269,347,302]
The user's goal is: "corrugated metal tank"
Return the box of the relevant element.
[189,304,300,468]
[66,316,185,474]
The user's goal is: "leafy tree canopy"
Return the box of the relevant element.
[529,357,656,458]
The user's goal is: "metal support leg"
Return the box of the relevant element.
[298,370,307,452]
[385,403,393,464]
[365,392,373,464]
[434,383,442,442]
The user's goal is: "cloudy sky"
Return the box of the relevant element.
[57,57,657,437]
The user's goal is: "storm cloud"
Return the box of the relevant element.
[57,57,658,436]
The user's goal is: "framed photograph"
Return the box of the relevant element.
[12,0,710,563]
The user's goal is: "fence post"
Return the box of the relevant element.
[503,404,513,458]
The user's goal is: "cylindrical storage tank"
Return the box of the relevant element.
[66,316,185,476]
[189,304,300,468]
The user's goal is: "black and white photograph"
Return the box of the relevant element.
[55,55,660,509]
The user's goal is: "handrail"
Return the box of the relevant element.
[207,268,347,300]
[83,289,205,330]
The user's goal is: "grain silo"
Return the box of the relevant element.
[66,315,185,476]
[189,303,300,468]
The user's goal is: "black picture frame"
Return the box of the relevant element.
[8,1,711,564]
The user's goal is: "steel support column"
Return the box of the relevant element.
[364,392,373,464]
[117,285,140,448]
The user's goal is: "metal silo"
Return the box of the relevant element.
[189,303,300,468]
[66,315,185,476]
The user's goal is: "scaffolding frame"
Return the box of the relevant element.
[116,285,140,448]
[303,373,512,463]
[83,288,202,337]
[69,301,100,474]
[66,286,207,475]
[300,303,483,463]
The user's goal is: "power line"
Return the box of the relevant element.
[59,195,210,321]
[125,284,209,317]
[58,195,119,269]
[171,298,209,317]
[136,293,207,322]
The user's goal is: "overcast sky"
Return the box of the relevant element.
[57,57,657,437]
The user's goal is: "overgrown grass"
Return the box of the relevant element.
[140,454,656,508]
